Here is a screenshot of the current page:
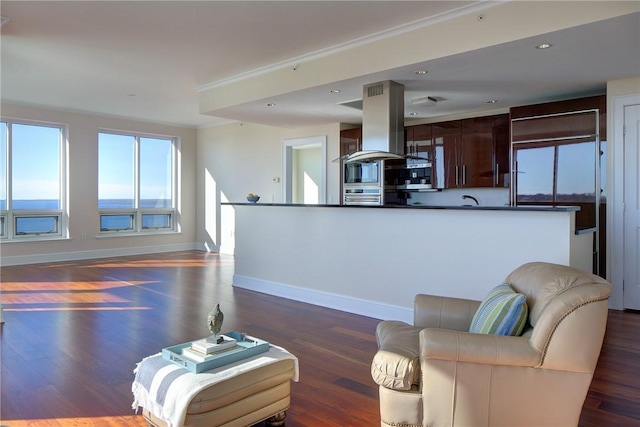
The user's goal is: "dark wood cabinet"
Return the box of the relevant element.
[460,117,496,188]
[405,124,433,168]
[494,114,510,188]
[340,127,362,156]
[510,95,606,139]
[431,120,462,189]
[428,114,509,189]
[460,114,511,188]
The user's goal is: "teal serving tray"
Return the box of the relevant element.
[162,331,269,373]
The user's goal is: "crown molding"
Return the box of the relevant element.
[197,1,503,92]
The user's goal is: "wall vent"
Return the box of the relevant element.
[367,83,384,98]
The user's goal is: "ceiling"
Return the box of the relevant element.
[1,1,639,129]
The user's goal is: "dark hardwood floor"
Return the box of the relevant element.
[0,251,638,426]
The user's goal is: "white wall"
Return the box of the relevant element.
[0,103,198,265]
[232,205,588,322]
[196,121,340,253]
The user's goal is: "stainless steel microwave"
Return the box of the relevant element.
[344,161,380,185]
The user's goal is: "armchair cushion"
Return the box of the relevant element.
[469,284,528,336]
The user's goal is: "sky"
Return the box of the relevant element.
[2,122,60,201]
[515,140,601,196]
[1,122,173,205]
[99,132,173,201]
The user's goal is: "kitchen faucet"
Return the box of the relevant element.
[462,194,479,206]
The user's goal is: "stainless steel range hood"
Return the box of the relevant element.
[342,80,406,163]
[362,80,405,154]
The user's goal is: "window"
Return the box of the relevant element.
[515,140,597,204]
[98,131,177,234]
[514,145,555,203]
[0,120,66,240]
[514,138,599,229]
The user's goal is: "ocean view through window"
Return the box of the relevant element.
[98,131,177,234]
[0,120,65,240]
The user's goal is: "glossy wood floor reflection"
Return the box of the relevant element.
[1,251,639,426]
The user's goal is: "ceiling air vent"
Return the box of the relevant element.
[411,96,439,107]
[338,99,363,111]
[367,83,384,98]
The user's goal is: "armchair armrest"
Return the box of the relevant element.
[372,321,422,391]
[420,328,541,367]
[414,294,480,331]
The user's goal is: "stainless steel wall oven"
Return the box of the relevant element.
[343,161,383,205]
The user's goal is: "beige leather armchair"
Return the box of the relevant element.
[371,262,611,427]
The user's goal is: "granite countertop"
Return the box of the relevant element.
[223,202,581,212]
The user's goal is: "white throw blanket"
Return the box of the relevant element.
[131,344,299,427]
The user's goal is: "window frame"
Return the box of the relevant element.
[0,118,67,241]
[0,213,6,238]
[98,130,178,236]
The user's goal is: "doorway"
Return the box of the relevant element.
[283,136,327,204]
[623,103,640,309]
[610,93,640,310]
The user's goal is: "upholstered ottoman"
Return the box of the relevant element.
[133,346,298,427]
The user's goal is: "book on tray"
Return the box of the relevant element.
[181,347,226,363]
[182,334,238,362]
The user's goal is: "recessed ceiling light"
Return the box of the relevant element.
[329,89,341,93]
[408,112,418,116]
[486,99,498,104]
[415,70,428,75]
[535,43,552,49]
[266,103,276,107]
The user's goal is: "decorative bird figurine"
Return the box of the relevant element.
[207,304,224,339]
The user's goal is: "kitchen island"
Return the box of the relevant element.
[223,202,592,322]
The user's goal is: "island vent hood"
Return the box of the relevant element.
[362,80,405,155]
[338,81,406,164]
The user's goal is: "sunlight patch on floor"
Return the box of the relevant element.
[4,415,147,426]
[0,280,157,292]
[87,259,218,268]
[3,306,151,312]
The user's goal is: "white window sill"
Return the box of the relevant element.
[1,236,69,243]
[96,230,180,238]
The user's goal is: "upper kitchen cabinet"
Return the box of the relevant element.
[340,127,362,156]
[460,115,504,188]
[510,95,606,140]
[405,124,433,168]
[431,120,462,189]
[493,114,510,187]
[430,114,509,189]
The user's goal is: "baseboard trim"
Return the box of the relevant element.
[233,274,412,322]
[1,243,203,266]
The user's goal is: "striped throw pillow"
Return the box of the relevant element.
[469,284,528,336]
